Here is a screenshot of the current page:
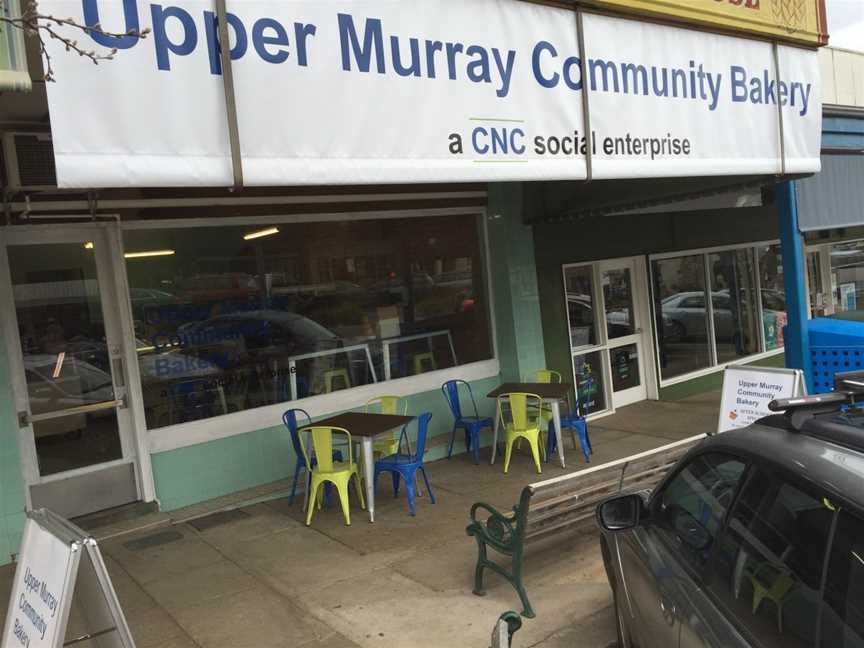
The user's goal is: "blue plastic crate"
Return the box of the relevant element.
[810,347,864,393]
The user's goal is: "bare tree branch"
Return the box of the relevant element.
[0,0,150,81]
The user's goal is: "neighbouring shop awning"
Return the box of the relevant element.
[523,174,807,223]
[797,155,864,232]
[37,0,821,188]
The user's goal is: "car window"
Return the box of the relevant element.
[654,453,746,574]
[820,511,864,648]
[681,296,705,308]
[706,467,833,648]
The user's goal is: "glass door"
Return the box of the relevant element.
[563,257,649,416]
[599,258,648,408]
[1,227,139,518]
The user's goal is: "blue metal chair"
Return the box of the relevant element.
[442,380,494,464]
[374,412,436,516]
[545,377,593,463]
[283,408,343,506]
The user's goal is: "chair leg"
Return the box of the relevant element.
[404,471,417,516]
[306,479,322,526]
[353,471,366,510]
[545,423,556,463]
[392,472,401,497]
[447,427,457,458]
[420,467,435,504]
[503,437,514,474]
[335,479,351,526]
[578,425,591,463]
[471,426,481,465]
[373,466,380,500]
[288,462,302,505]
[528,434,543,475]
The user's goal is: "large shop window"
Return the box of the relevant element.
[828,239,864,317]
[651,243,785,382]
[124,215,492,429]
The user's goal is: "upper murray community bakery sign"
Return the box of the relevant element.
[40,0,822,187]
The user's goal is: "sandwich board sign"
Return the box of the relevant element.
[718,364,807,433]
[1,509,136,648]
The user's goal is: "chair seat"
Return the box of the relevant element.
[504,423,541,435]
[313,460,359,475]
[376,453,416,466]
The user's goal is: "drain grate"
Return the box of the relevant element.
[187,508,251,532]
[123,530,184,551]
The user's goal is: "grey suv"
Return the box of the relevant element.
[597,390,864,648]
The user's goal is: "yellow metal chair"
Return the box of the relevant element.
[747,562,796,633]
[325,368,351,393]
[498,393,545,474]
[302,426,365,526]
[533,369,562,384]
[412,352,436,375]
[365,396,409,458]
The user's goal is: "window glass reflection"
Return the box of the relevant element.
[758,245,786,351]
[710,250,760,363]
[564,266,597,348]
[125,216,492,429]
[652,255,712,380]
[830,240,864,317]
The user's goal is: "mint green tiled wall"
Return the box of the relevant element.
[0,333,27,565]
[487,183,547,381]
[152,376,502,511]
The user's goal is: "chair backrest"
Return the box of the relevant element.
[534,369,562,384]
[325,368,351,393]
[442,379,478,420]
[498,393,543,429]
[282,408,312,458]
[303,426,352,471]
[365,395,408,416]
[411,412,433,461]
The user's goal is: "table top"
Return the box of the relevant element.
[486,382,571,399]
[308,412,415,437]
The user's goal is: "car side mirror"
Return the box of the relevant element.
[597,494,644,531]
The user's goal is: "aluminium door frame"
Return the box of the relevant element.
[0,221,156,509]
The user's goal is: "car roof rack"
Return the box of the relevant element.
[766,370,864,452]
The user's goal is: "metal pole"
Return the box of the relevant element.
[777,181,812,390]
[772,42,787,176]
[575,9,593,182]
[215,0,244,189]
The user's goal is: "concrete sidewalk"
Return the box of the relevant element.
[0,393,719,648]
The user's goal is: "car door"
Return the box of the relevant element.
[614,452,747,648]
[694,465,835,648]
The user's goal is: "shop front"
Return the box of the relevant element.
[0,0,825,563]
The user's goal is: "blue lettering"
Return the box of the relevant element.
[338,14,385,73]
[731,65,748,102]
[472,127,489,154]
[82,0,140,49]
[532,41,559,89]
[491,128,508,154]
[203,10,247,75]
[294,23,317,67]
[151,4,198,72]
[562,56,583,91]
[252,18,290,64]
[510,128,525,155]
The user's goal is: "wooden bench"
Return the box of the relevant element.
[466,434,704,618]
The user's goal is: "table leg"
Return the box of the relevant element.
[552,399,565,469]
[362,437,375,523]
[490,404,500,465]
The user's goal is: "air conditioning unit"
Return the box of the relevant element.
[2,131,57,190]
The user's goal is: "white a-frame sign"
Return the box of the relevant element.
[1,509,136,648]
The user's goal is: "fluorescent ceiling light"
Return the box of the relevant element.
[124,249,175,259]
[83,241,94,249]
[52,352,66,379]
[244,227,279,240]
